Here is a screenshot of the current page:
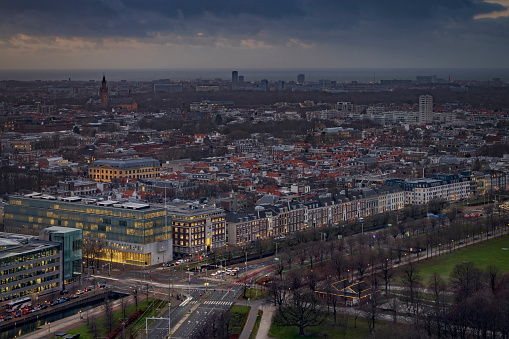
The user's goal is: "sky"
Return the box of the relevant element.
[1,0,509,70]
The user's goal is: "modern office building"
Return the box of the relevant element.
[167,202,226,258]
[40,227,82,286]
[232,71,239,91]
[260,79,269,91]
[0,233,62,303]
[88,157,161,183]
[277,80,286,91]
[4,193,172,266]
[419,94,433,124]
[297,74,305,84]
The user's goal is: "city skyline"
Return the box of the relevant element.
[1,1,509,70]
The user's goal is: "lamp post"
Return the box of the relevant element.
[245,251,248,276]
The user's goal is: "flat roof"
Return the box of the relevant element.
[43,226,81,234]
[91,157,160,169]
[17,194,162,211]
[166,202,224,216]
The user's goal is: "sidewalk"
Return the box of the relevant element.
[255,304,276,339]
[239,300,263,339]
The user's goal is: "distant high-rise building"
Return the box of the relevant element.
[260,79,269,91]
[297,74,305,84]
[319,79,331,91]
[419,94,433,124]
[100,75,108,107]
[238,75,244,83]
[416,75,437,84]
[277,80,286,91]
[232,71,239,90]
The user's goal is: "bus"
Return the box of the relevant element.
[5,297,32,311]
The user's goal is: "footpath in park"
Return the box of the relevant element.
[255,303,276,339]
[238,300,263,339]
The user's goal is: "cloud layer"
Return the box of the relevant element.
[0,0,508,69]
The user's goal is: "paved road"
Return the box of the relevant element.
[171,285,243,339]
[147,290,202,339]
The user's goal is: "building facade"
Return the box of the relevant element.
[419,94,433,124]
[388,174,470,205]
[0,233,62,303]
[89,157,161,183]
[232,71,239,91]
[168,203,226,258]
[40,226,82,286]
[4,194,172,266]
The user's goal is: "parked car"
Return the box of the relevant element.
[60,289,69,295]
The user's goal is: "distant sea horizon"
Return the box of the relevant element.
[0,68,508,83]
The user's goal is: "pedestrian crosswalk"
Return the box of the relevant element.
[178,300,197,307]
[202,300,234,306]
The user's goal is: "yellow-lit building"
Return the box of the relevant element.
[4,193,172,266]
[0,139,32,152]
[167,202,226,258]
[89,157,161,182]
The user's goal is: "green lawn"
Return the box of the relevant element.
[397,235,509,283]
[240,288,268,301]
[65,297,157,339]
[269,313,401,339]
[229,305,251,335]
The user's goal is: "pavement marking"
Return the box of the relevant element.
[203,301,234,306]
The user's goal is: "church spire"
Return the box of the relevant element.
[100,74,109,107]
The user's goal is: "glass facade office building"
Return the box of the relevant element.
[4,194,173,266]
[0,236,61,303]
[40,226,82,286]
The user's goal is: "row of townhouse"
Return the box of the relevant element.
[225,170,509,247]
[225,186,405,246]
[388,171,509,205]
[387,174,471,205]
[465,170,509,196]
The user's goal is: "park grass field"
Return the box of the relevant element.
[398,234,509,283]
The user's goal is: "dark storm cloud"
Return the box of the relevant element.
[0,0,506,42]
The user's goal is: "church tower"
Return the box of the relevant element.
[100,75,109,107]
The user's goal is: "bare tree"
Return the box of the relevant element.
[380,258,393,294]
[427,272,447,337]
[486,265,500,292]
[88,315,100,339]
[401,262,421,314]
[275,288,325,336]
[121,296,128,320]
[337,313,348,339]
[331,250,345,280]
[362,276,381,332]
[269,277,287,311]
[103,298,114,334]
[450,261,484,302]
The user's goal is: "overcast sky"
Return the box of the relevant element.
[1,0,509,70]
